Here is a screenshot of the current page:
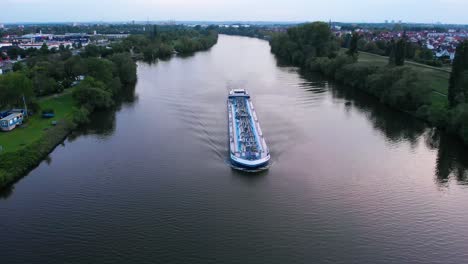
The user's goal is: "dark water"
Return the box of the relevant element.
[2,35,468,264]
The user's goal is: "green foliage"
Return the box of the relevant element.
[0,120,74,189]
[7,47,26,60]
[109,53,137,85]
[32,73,59,96]
[448,104,468,144]
[309,54,355,78]
[85,57,114,84]
[389,38,406,66]
[40,43,49,55]
[0,72,34,108]
[217,26,271,39]
[82,44,103,57]
[335,63,378,88]
[380,69,431,111]
[124,26,218,59]
[449,41,468,107]
[415,48,434,61]
[64,56,87,79]
[395,39,406,66]
[72,106,90,125]
[357,38,367,51]
[72,77,113,110]
[270,22,339,66]
[418,100,449,128]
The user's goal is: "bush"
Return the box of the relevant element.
[0,120,74,188]
[307,55,354,78]
[448,104,468,144]
[109,53,137,85]
[427,101,449,127]
[72,106,90,125]
[72,78,114,111]
[382,71,431,111]
[335,63,378,88]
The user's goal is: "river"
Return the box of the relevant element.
[2,35,468,264]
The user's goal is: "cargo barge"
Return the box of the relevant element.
[227,89,270,169]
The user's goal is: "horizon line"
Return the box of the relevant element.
[2,20,467,26]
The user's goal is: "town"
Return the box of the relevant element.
[332,25,468,62]
[3,1,468,264]
[3,21,468,74]
[0,24,128,74]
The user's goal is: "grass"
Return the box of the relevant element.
[356,51,451,96]
[0,90,76,154]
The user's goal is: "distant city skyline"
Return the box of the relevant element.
[2,0,468,24]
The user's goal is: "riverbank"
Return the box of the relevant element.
[0,91,76,188]
[3,35,468,264]
[269,22,468,145]
[0,29,219,189]
[356,51,450,96]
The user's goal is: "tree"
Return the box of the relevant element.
[395,38,406,66]
[151,25,159,40]
[357,38,367,51]
[7,47,24,60]
[388,39,396,65]
[32,73,58,96]
[449,41,468,107]
[416,48,434,61]
[85,57,114,85]
[64,56,87,80]
[72,77,113,110]
[40,42,49,55]
[12,62,24,72]
[389,38,406,66]
[109,53,137,85]
[0,72,34,108]
[83,44,102,57]
[270,22,339,64]
[346,32,359,58]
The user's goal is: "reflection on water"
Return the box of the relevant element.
[326,79,427,146]
[68,110,117,140]
[69,84,138,141]
[297,69,468,186]
[0,184,13,199]
[433,131,468,185]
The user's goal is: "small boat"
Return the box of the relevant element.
[227,89,270,169]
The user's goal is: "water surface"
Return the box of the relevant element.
[2,35,468,264]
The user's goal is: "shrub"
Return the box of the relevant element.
[448,104,468,143]
[72,86,113,110]
[0,120,73,188]
[335,63,378,88]
[72,106,90,125]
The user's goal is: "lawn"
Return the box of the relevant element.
[0,91,75,154]
[356,51,451,96]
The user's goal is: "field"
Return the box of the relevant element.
[356,51,450,95]
[354,51,450,106]
[0,91,75,154]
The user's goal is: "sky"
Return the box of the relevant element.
[2,0,468,24]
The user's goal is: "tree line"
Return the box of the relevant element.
[340,32,443,67]
[0,41,137,123]
[269,22,468,144]
[1,26,219,126]
[119,25,218,62]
